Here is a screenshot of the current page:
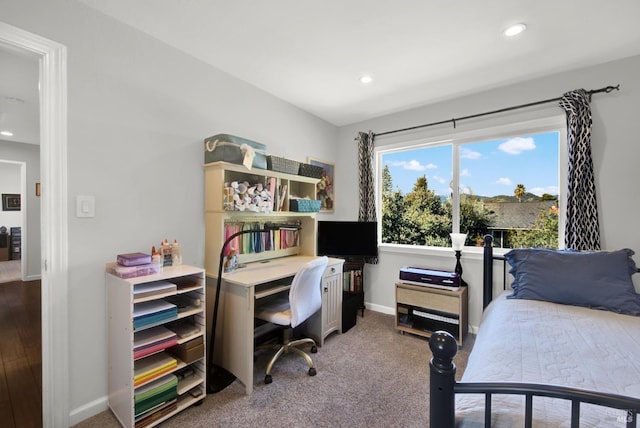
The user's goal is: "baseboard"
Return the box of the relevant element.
[365,302,395,315]
[25,273,41,281]
[69,395,108,426]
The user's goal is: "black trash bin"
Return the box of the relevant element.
[342,291,360,333]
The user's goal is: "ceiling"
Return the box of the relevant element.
[0,47,39,145]
[3,1,640,146]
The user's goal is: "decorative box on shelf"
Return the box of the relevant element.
[266,155,300,175]
[289,199,321,212]
[204,134,267,170]
[298,163,324,179]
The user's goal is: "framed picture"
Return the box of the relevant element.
[308,158,335,212]
[2,193,20,211]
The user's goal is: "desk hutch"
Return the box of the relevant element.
[204,161,344,394]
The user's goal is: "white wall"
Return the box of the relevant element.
[0,141,41,278]
[338,54,640,332]
[2,0,339,422]
[0,161,22,229]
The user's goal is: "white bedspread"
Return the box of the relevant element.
[456,291,640,427]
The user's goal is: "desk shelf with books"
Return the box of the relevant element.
[343,260,365,316]
[107,264,206,428]
[204,161,320,275]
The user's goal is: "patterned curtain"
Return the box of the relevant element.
[559,89,601,250]
[357,131,378,264]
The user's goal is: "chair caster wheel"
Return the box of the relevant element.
[264,374,272,384]
[308,367,316,376]
[311,345,317,354]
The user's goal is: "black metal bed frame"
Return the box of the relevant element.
[429,235,640,428]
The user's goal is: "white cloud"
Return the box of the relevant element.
[498,137,536,155]
[460,148,482,159]
[388,159,437,171]
[432,175,446,184]
[529,186,559,196]
[497,177,512,186]
[460,168,470,177]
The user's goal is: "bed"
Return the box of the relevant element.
[429,235,640,427]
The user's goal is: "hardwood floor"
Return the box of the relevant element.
[0,279,42,428]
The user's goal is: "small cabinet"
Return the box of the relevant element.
[306,258,344,346]
[395,282,468,346]
[107,264,206,428]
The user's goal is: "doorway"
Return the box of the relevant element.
[0,161,27,282]
[0,21,69,428]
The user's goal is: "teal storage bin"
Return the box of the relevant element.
[204,134,267,170]
[289,199,321,212]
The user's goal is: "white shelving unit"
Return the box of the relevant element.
[107,264,206,428]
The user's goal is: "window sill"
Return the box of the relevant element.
[378,243,509,261]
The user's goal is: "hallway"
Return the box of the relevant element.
[0,278,42,427]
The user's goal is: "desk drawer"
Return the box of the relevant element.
[324,264,340,277]
[396,287,458,314]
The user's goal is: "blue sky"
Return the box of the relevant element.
[382,131,559,197]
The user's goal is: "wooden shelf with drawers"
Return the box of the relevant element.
[395,282,468,346]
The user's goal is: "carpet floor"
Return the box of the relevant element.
[74,310,473,428]
[0,260,21,283]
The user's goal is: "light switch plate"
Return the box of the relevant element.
[76,195,95,218]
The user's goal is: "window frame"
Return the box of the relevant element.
[375,115,568,256]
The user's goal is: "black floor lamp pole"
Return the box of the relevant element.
[207,222,297,393]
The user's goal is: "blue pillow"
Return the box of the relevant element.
[505,248,640,316]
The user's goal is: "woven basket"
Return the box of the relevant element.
[266,156,300,175]
[298,163,324,179]
[289,199,321,212]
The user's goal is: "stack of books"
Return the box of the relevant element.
[110,252,161,279]
[133,281,177,300]
[133,300,178,330]
[134,326,178,359]
[133,352,177,387]
[134,373,178,427]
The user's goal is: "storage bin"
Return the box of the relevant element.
[110,263,162,279]
[266,155,300,175]
[204,134,267,170]
[298,163,324,179]
[289,199,321,212]
[168,336,204,364]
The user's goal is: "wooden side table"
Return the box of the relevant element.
[395,282,468,346]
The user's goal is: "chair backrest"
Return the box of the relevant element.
[289,256,329,328]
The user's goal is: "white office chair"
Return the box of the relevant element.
[254,256,329,384]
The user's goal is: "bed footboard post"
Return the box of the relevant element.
[483,234,494,309]
[429,331,458,428]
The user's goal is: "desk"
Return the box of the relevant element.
[206,255,344,395]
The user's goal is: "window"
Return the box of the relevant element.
[377,118,565,250]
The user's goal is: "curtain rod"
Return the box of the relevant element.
[373,84,620,138]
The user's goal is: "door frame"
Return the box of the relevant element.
[0,22,69,427]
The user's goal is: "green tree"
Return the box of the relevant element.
[514,184,526,202]
[382,165,393,194]
[509,205,559,248]
[381,165,413,244]
[402,176,448,245]
[381,171,495,247]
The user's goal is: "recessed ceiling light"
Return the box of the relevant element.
[359,74,374,84]
[503,23,526,37]
[0,130,14,137]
